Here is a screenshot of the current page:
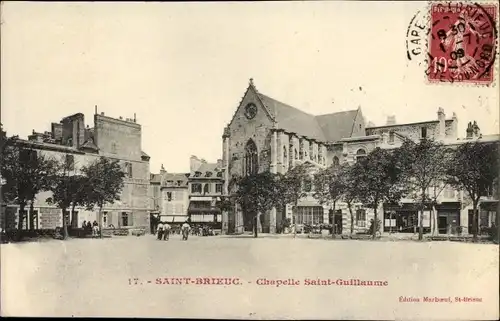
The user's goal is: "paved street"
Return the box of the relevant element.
[1,235,498,319]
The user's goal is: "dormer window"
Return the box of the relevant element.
[194,171,201,177]
[217,171,223,178]
[205,172,213,177]
[421,127,427,139]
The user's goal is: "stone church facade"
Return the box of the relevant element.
[220,79,498,236]
[221,79,368,234]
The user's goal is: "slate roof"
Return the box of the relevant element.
[162,173,189,187]
[190,162,223,178]
[316,110,359,142]
[150,173,162,183]
[256,91,359,143]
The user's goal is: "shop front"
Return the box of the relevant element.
[383,203,431,234]
[436,202,461,235]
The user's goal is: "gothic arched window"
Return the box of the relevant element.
[283,146,288,169]
[356,149,367,162]
[245,139,258,176]
[332,156,340,168]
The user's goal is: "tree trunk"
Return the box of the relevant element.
[293,202,297,238]
[29,200,35,231]
[253,215,258,238]
[472,200,478,241]
[348,202,354,236]
[372,205,378,239]
[71,203,77,228]
[62,207,68,240]
[16,201,27,241]
[99,205,103,238]
[418,190,425,241]
[332,201,337,239]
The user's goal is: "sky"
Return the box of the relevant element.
[1,2,499,173]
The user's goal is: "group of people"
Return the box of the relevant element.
[82,220,100,237]
[156,222,191,241]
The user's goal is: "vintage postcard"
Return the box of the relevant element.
[1,1,499,320]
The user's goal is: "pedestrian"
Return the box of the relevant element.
[92,220,99,237]
[163,223,171,240]
[181,221,190,240]
[157,221,164,240]
[86,221,92,236]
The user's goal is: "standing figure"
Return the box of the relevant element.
[163,223,171,240]
[181,222,190,241]
[157,221,164,240]
[92,220,99,238]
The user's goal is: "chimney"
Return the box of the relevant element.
[217,159,223,168]
[160,164,166,174]
[190,155,202,172]
[100,112,105,116]
[386,115,396,125]
[466,122,474,139]
[472,121,481,138]
[381,131,388,144]
[51,122,63,141]
[449,112,458,139]
[437,107,445,141]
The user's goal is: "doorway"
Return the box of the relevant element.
[334,211,342,234]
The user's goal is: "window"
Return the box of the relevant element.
[216,183,223,193]
[103,212,108,227]
[297,207,324,224]
[177,180,183,186]
[65,154,75,171]
[121,212,129,227]
[421,127,427,139]
[203,184,211,194]
[309,144,314,160]
[332,156,340,168]
[283,146,287,168]
[303,179,312,192]
[356,209,366,227]
[124,162,132,177]
[191,183,202,193]
[294,148,298,160]
[111,142,117,154]
[355,149,367,162]
[244,139,258,176]
[167,192,172,201]
[389,131,395,143]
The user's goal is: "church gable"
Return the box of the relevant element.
[227,79,275,132]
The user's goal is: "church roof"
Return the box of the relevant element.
[254,86,360,143]
[316,110,359,142]
[257,93,327,141]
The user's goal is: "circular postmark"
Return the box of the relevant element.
[406,1,499,85]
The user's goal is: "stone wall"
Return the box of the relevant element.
[227,87,274,178]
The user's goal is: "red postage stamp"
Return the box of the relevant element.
[427,2,498,85]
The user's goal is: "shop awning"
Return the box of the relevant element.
[435,202,461,210]
[188,202,221,214]
[480,200,498,211]
[384,203,432,212]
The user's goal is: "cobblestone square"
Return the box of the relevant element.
[1,236,498,319]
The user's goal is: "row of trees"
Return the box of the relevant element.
[226,138,498,240]
[1,135,125,241]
